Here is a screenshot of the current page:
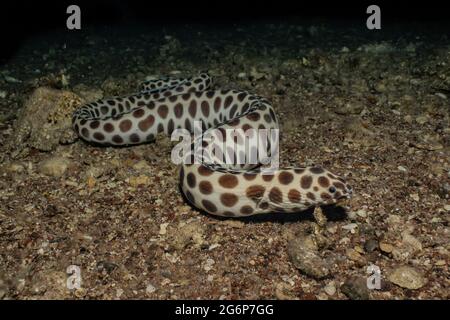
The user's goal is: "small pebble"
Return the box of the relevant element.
[4,75,21,83]
[379,242,394,253]
[435,260,446,266]
[287,236,330,280]
[364,239,379,253]
[388,266,427,290]
[342,223,358,231]
[146,284,156,294]
[356,209,367,218]
[341,276,370,300]
[39,157,72,177]
[402,233,422,252]
[159,223,169,235]
[324,282,336,296]
[203,258,215,272]
[237,72,247,79]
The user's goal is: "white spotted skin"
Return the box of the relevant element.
[73,73,353,217]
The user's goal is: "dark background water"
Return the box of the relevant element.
[1,0,449,62]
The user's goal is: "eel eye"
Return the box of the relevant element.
[329,186,336,193]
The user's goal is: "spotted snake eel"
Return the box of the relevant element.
[72,73,352,217]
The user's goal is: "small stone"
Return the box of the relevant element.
[415,115,428,124]
[334,102,364,115]
[346,248,366,265]
[326,225,338,234]
[354,245,365,254]
[96,261,118,274]
[0,91,6,98]
[208,244,220,250]
[324,282,336,296]
[364,239,379,253]
[356,209,367,218]
[374,82,387,93]
[159,223,169,235]
[435,260,446,266]
[39,157,73,177]
[169,220,205,250]
[386,215,402,226]
[249,67,266,81]
[275,283,295,300]
[388,266,427,290]
[435,92,447,100]
[342,223,358,231]
[347,210,357,220]
[379,242,394,253]
[8,163,25,173]
[409,193,420,201]
[237,72,247,79]
[129,175,150,187]
[404,115,413,124]
[133,160,151,171]
[287,236,330,280]
[61,74,70,87]
[146,284,156,294]
[397,166,407,172]
[116,288,124,298]
[341,276,370,300]
[85,166,104,178]
[443,204,450,211]
[4,75,21,83]
[401,232,422,252]
[203,258,215,272]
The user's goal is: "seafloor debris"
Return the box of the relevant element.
[8,87,83,157]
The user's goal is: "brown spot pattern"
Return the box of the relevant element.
[174,103,183,118]
[202,200,217,213]
[240,206,254,215]
[246,185,265,201]
[104,123,114,132]
[278,171,294,185]
[199,181,213,195]
[310,167,325,174]
[186,173,196,188]
[201,101,210,117]
[318,176,330,188]
[300,175,312,189]
[261,173,273,182]
[198,165,213,176]
[138,115,155,131]
[306,192,316,200]
[288,189,301,203]
[220,193,238,207]
[119,119,132,132]
[269,187,283,203]
[93,132,105,141]
[218,174,238,188]
[132,108,145,118]
[158,105,169,118]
